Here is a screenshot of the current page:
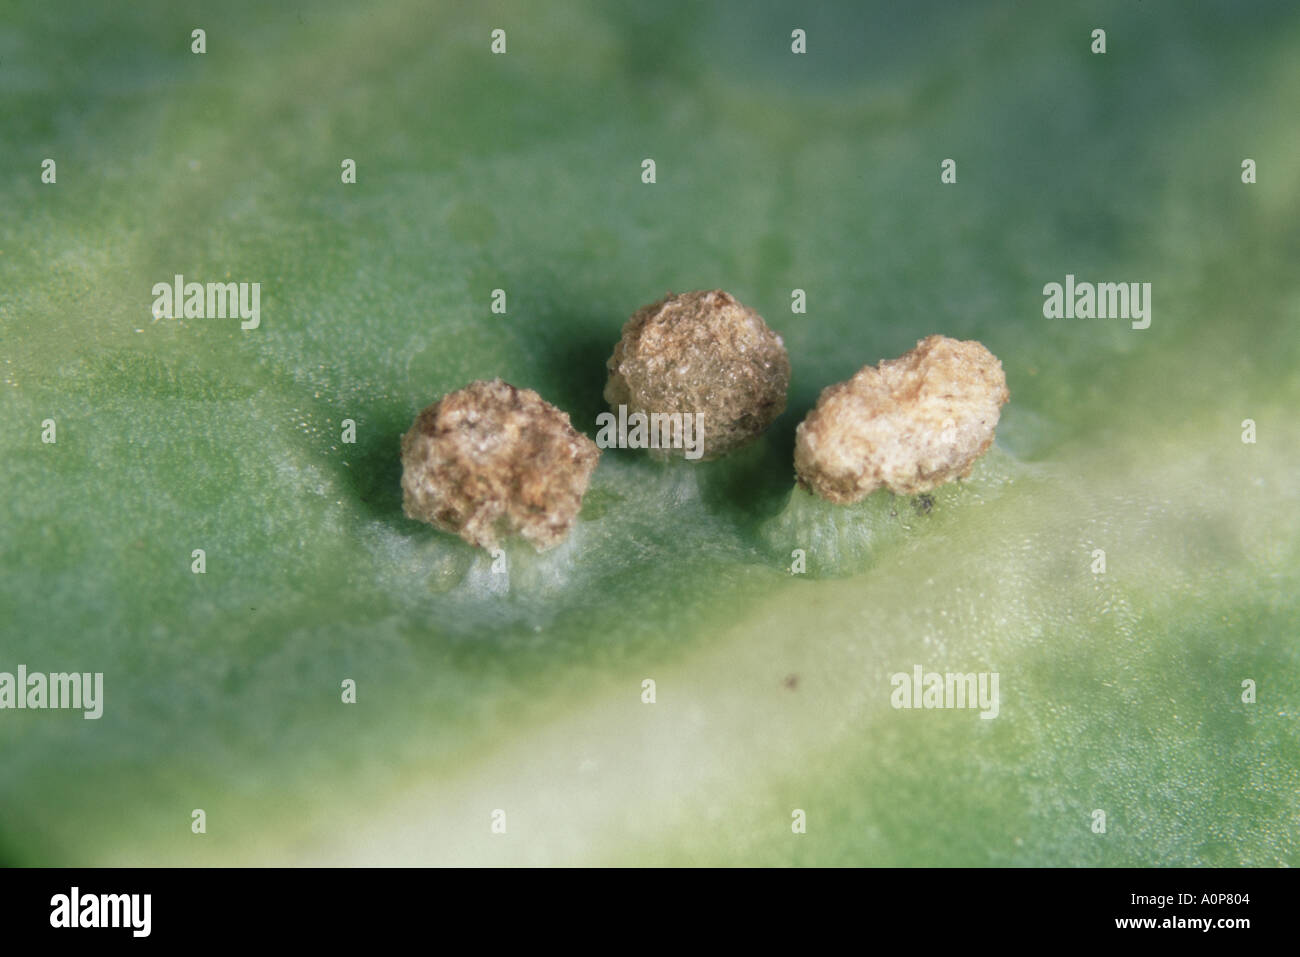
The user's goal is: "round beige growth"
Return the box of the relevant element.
[795,335,1009,503]
[605,290,790,460]
[400,379,600,550]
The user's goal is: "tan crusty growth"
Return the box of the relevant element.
[400,379,600,550]
[794,335,1009,504]
[605,290,790,460]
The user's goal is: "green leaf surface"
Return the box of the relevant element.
[2,0,1298,865]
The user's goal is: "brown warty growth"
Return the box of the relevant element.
[795,335,1009,504]
[400,379,600,550]
[605,290,790,460]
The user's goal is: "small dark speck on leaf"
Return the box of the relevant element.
[783,673,799,690]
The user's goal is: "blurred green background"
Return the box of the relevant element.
[1,0,1297,865]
